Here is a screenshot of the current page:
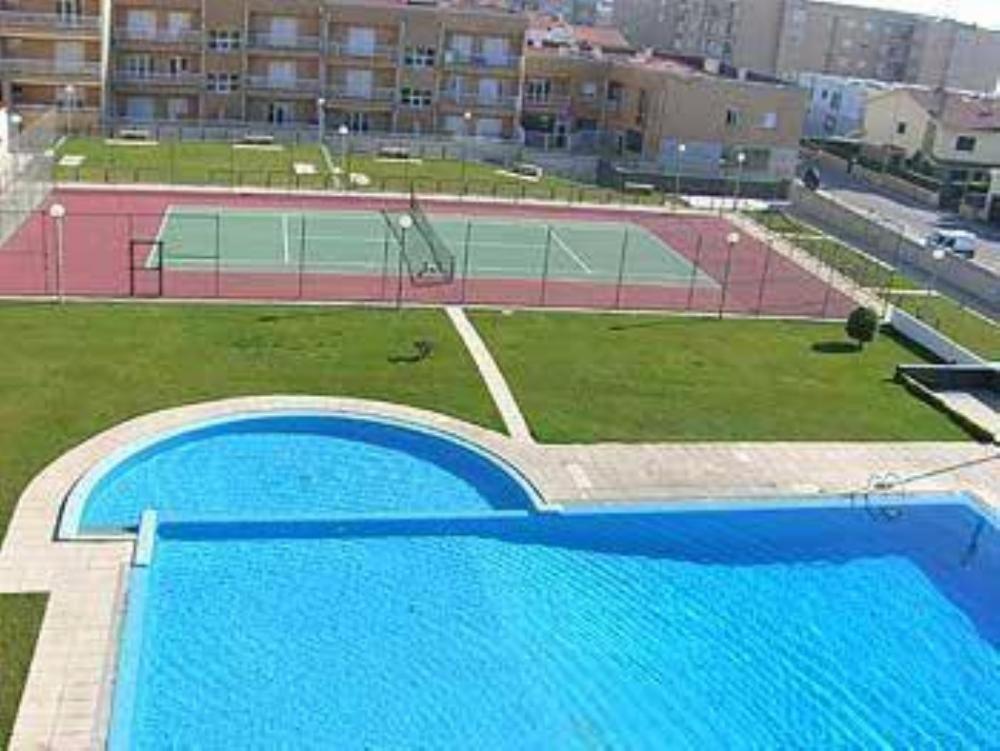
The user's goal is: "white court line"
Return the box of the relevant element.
[145,205,175,268]
[548,226,592,275]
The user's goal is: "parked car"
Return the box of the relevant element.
[924,229,978,259]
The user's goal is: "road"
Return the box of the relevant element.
[819,167,1000,276]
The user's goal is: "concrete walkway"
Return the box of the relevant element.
[0,396,997,749]
[446,306,533,442]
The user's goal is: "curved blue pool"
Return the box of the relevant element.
[70,413,536,532]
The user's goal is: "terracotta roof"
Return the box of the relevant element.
[908,88,1000,131]
[571,25,630,50]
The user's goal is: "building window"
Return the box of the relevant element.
[955,136,976,152]
[830,91,842,111]
[404,46,436,68]
[725,108,742,127]
[759,112,778,129]
[581,81,598,99]
[206,73,239,93]
[208,30,241,51]
[525,78,551,103]
[896,122,907,135]
[399,87,432,108]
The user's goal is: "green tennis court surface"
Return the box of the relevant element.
[152,206,715,285]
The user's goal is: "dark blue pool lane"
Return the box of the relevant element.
[75,414,537,532]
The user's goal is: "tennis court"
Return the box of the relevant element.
[151,206,716,287]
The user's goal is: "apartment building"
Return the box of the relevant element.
[612,0,787,75]
[777,1,1000,94]
[0,0,104,127]
[523,20,805,177]
[0,0,806,178]
[798,72,887,138]
[612,0,1000,94]
[105,0,526,137]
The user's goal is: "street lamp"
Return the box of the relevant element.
[49,203,67,303]
[461,110,473,189]
[734,151,747,210]
[718,231,740,318]
[63,84,76,135]
[675,142,686,198]
[316,97,326,142]
[337,123,349,182]
[396,213,414,309]
[929,247,946,301]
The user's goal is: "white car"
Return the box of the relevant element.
[924,229,978,259]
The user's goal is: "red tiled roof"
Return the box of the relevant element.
[908,89,1000,131]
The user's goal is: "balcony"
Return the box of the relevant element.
[115,70,203,87]
[246,75,321,95]
[523,94,570,112]
[0,10,100,36]
[247,32,320,52]
[115,27,203,46]
[0,58,100,79]
[442,50,520,70]
[328,41,397,63]
[326,86,395,106]
[438,91,518,110]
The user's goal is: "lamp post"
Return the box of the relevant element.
[675,142,686,198]
[929,247,946,302]
[396,213,413,310]
[63,84,76,135]
[316,97,326,143]
[49,203,67,303]
[337,123,349,183]
[718,231,739,318]
[734,151,747,210]
[461,110,473,189]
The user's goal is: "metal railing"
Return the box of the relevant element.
[326,86,396,104]
[0,58,100,77]
[0,10,100,31]
[115,71,204,86]
[246,76,321,93]
[523,95,571,111]
[114,27,203,44]
[442,50,520,69]
[247,32,321,51]
[327,42,397,61]
[438,91,518,109]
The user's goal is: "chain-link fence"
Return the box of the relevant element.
[0,201,857,319]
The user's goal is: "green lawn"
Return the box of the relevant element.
[892,295,1000,361]
[472,311,974,443]
[748,209,815,236]
[0,594,47,749]
[54,136,673,206]
[55,137,331,188]
[0,303,501,545]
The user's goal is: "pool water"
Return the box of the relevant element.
[116,502,1000,749]
[77,415,533,531]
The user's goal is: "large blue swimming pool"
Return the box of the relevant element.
[74,414,999,749]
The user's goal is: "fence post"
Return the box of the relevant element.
[717,233,737,319]
[461,220,472,304]
[614,228,630,309]
[755,239,773,316]
[820,256,836,319]
[297,213,307,300]
[540,225,553,305]
[380,225,391,302]
[127,213,135,298]
[49,203,66,303]
[686,232,702,312]
[214,212,222,298]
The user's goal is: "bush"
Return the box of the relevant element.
[846,306,879,350]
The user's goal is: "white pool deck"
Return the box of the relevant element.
[1,395,998,747]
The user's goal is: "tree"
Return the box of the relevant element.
[846,306,879,350]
